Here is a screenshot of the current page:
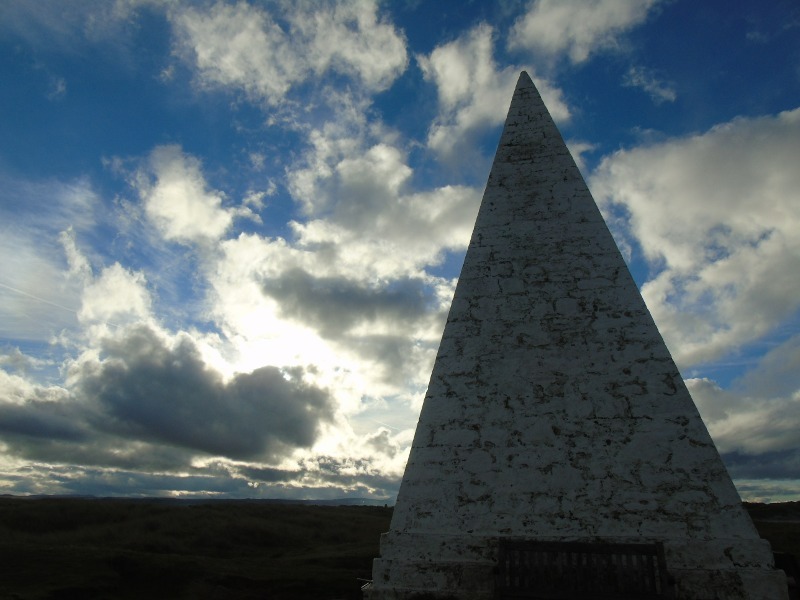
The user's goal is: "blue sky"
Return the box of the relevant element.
[0,0,799,501]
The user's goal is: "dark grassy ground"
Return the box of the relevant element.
[0,497,392,599]
[745,501,800,561]
[0,497,796,599]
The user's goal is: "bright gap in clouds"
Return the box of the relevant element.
[0,0,799,502]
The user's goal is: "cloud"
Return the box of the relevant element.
[733,479,800,504]
[260,268,448,388]
[623,65,677,104]
[366,428,398,458]
[0,348,50,374]
[591,107,800,366]
[687,335,800,486]
[170,0,407,105]
[282,98,483,278]
[687,336,800,454]
[0,174,100,343]
[0,463,266,498]
[508,0,662,64]
[283,0,408,92]
[292,454,403,497]
[170,2,302,105]
[46,75,66,100]
[724,450,800,482]
[688,376,799,457]
[207,220,455,390]
[566,140,597,174]
[78,263,151,327]
[76,325,335,461]
[417,24,569,163]
[0,325,335,468]
[134,145,243,244]
[0,394,86,442]
[0,233,80,342]
[262,268,437,338]
[0,0,138,46]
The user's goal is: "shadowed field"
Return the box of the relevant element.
[0,497,796,599]
[0,497,392,599]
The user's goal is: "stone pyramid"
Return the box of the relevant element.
[365,72,786,599]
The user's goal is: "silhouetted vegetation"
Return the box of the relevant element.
[0,497,796,599]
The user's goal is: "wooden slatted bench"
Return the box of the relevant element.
[495,540,673,599]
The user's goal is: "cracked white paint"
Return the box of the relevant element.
[365,72,787,600]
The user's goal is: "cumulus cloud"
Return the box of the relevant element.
[260,268,448,388]
[79,325,334,460]
[207,225,454,396]
[267,112,487,392]
[418,24,569,162]
[508,0,662,64]
[279,88,483,276]
[0,325,335,467]
[170,0,407,105]
[134,145,244,244]
[591,107,800,366]
[170,2,302,104]
[0,348,49,374]
[78,263,151,327]
[288,140,482,278]
[365,428,399,458]
[283,0,408,91]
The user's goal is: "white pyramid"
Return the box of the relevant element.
[365,72,786,599]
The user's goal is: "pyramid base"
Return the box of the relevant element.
[365,532,788,600]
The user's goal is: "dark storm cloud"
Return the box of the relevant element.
[237,465,300,483]
[3,434,197,473]
[723,450,800,481]
[77,325,334,460]
[262,267,437,338]
[0,325,334,467]
[0,399,87,441]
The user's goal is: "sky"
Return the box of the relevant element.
[0,0,799,502]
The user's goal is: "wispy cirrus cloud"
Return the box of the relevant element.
[623,65,677,104]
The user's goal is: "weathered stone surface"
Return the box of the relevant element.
[364,72,787,600]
